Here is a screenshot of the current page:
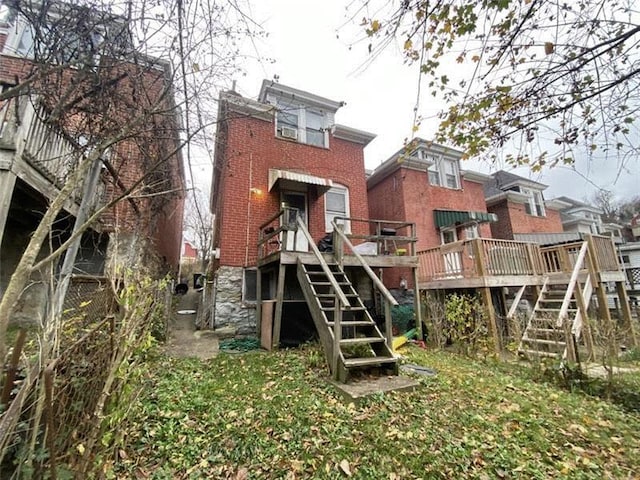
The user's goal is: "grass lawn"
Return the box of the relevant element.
[109,344,640,479]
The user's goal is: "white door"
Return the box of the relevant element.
[281,192,309,252]
[441,228,462,277]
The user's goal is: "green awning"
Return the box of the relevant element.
[434,209,498,229]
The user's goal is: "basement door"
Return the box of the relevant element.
[281,191,309,252]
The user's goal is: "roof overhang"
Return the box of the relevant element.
[545,198,573,210]
[434,209,498,229]
[268,169,334,193]
[461,170,492,184]
[485,191,529,206]
[259,80,343,112]
[332,124,376,146]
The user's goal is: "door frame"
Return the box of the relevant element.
[281,190,309,252]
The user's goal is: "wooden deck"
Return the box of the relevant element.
[417,235,624,290]
[258,210,418,269]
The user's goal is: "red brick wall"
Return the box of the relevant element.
[367,167,492,288]
[0,49,185,272]
[214,113,370,267]
[488,199,563,239]
[369,167,492,251]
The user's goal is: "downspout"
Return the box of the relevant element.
[244,153,253,267]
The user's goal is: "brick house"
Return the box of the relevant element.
[0,3,185,322]
[209,80,419,381]
[483,170,564,241]
[367,139,496,289]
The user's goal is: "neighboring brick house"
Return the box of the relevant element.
[0,3,185,320]
[554,196,624,243]
[483,170,564,241]
[367,139,496,288]
[209,80,378,335]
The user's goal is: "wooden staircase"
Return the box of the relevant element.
[292,216,400,382]
[297,260,398,382]
[518,241,595,362]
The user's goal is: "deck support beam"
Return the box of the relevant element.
[480,287,502,354]
[412,267,423,339]
[272,263,286,349]
[616,281,638,347]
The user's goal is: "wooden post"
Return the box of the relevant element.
[574,280,595,361]
[384,299,393,349]
[334,225,344,268]
[256,266,262,338]
[616,281,638,347]
[481,287,502,354]
[0,169,17,252]
[271,263,286,349]
[333,296,342,380]
[412,266,423,339]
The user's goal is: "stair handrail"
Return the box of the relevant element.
[557,241,589,328]
[332,222,399,307]
[296,216,350,307]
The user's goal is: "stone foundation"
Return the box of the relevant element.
[213,266,256,335]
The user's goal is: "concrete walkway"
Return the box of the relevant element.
[164,289,219,360]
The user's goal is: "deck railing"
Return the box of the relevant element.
[258,211,417,261]
[417,235,620,283]
[0,97,80,190]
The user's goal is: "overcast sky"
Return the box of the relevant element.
[219,1,639,203]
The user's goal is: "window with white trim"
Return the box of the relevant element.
[242,268,257,303]
[324,185,350,232]
[276,103,328,147]
[428,156,460,189]
[464,224,479,239]
[520,188,545,216]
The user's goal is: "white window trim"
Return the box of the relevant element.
[324,184,350,233]
[275,102,329,148]
[440,227,458,244]
[428,155,460,190]
[464,224,479,240]
[521,188,545,217]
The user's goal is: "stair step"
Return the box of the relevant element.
[327,320,375,327]
[320,305,366,312]
[517,349,560,358]
[316,293,358,298]
[522,337,566,346]
[527,327,563,335]
[343,357,397,368]
[310,281,351,286]
[340,337,385,345]
[537,308,575,313]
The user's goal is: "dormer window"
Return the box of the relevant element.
[275,103,328,148]
[428,156,460,189]
[521,187,545,217]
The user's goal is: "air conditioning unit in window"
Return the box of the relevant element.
[280,126,298,140]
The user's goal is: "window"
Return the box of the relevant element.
[276,103,328,147]
[242,268,257,303]
[521,188,545,217]
[428,156,460,189]
[464,224,479,239]
[305,110,324,147]
[324,185,350,232]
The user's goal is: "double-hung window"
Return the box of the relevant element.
[521,188,545,217]
[428,156,460,189]
[324,185,350,232]
[276,103,328,147]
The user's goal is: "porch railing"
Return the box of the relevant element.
[257,210,417,261]
[417,235,621,283]
[0,97,80,190]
